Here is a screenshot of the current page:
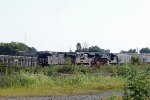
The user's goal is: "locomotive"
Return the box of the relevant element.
[37,51,118,66]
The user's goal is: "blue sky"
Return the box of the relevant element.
[0,0,150,53]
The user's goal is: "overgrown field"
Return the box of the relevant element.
[0,63,150,99]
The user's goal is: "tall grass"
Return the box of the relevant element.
[0,72,126,88]
[0,63,149,97]
[0,71,126,97]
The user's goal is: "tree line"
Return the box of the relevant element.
[75,42,150,53]
[0,42,150,56]
[0,42,37,56]
[120,48,150,53]
[75,42,109,53]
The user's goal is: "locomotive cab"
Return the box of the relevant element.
[37,51,52,66]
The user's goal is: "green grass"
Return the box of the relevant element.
[0,63,149,98]
[0,72,126,97]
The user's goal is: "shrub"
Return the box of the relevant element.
[99,65,136,77]
[130,56,141,65]
[123,68,150,100]
[0,62,8,74]
[41,66,59,76]
[116,65,136,77]
[0,62,23,75]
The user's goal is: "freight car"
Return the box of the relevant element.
[0,55,37,66]
[115,53,150,64]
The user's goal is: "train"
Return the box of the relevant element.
[0,51,150,67]
[37,51,117,66]
[37,51,150,66]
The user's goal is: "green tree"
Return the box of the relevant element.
[0,42,37,56]
[88,46,104,52]
[120,49,137,53]
[128,49,137,53]
[120,50,128,53]
[75,43,105,52]
[140,47,150,53]
[75,43,82,52]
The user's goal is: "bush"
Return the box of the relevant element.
[0,62,8,74]
[41,66,59,76]
[0,62,23,75]
[123,68,150,100]
[130,56,141,65]
[99,65,136,77]
[116,65,136,77]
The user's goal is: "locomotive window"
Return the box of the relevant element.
[81,57,85,60]
[84,54,88,57]
[38,52,52,58]
[56,54,58,57]
[77,54,80,57]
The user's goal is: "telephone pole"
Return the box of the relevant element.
[25,31,27,44]
[137,47,139,53]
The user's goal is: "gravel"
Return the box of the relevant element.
[1,91,123,100]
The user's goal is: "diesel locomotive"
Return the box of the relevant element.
[37,51,118,66]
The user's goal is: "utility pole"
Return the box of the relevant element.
[25,31,27,44]
[137,47,139,53]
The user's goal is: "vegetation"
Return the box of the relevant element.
[120,47,150,53]
[120,49,137,53]
[130,56,141,65]
[0,63,125,97]
[140,47,150,53]
[123,66,150,100]
[89,46,105,52]
[75,42,105,52]
[76,43,82,52]
[0,62,150,99]
[0,42,37,56]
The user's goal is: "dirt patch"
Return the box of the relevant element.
[1,91,123,100]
